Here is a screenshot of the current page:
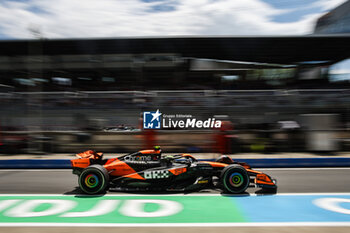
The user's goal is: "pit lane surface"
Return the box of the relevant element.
[0,168,349,194]
[1,168,350,233]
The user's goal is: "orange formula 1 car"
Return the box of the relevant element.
[71,146,277,194]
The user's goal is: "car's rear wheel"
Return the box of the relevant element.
[78,164,109,194]
[220,165,249,194]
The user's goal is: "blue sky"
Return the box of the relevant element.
[0,0,348,77]
[0,0,347,39]
[265,0,325,23]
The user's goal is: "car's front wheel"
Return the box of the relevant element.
[78,164,109,194]
[220,165,249,194]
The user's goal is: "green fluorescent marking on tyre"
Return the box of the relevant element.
[0,195,246,224]
[85,174,98,188]
[230,173,243,187]
[79,168,107,194]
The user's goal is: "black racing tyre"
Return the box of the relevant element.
[220,165,249,194]
[78,164,109,194]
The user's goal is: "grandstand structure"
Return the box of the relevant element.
[314,0,350,34]
[0,36,349,126]
[0,35,349,91]
[0,36,349,153]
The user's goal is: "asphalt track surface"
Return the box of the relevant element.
[1,168,350,233]
[0,167,349,194]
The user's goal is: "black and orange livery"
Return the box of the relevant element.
[71,147,277,194]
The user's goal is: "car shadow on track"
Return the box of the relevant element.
[64,187,108,197]
[64,186,277,197]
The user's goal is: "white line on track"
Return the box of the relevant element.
[1,222,350,227]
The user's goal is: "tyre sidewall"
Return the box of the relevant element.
[221,165,249,194]
[78,165,108,194]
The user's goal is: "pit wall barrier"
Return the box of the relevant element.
[1,130,349,154]
[1,157,350,169]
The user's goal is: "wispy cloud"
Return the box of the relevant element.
[0,0,346,39]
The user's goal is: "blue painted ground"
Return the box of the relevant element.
[1,157,350,168]
[233,194,350,222]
